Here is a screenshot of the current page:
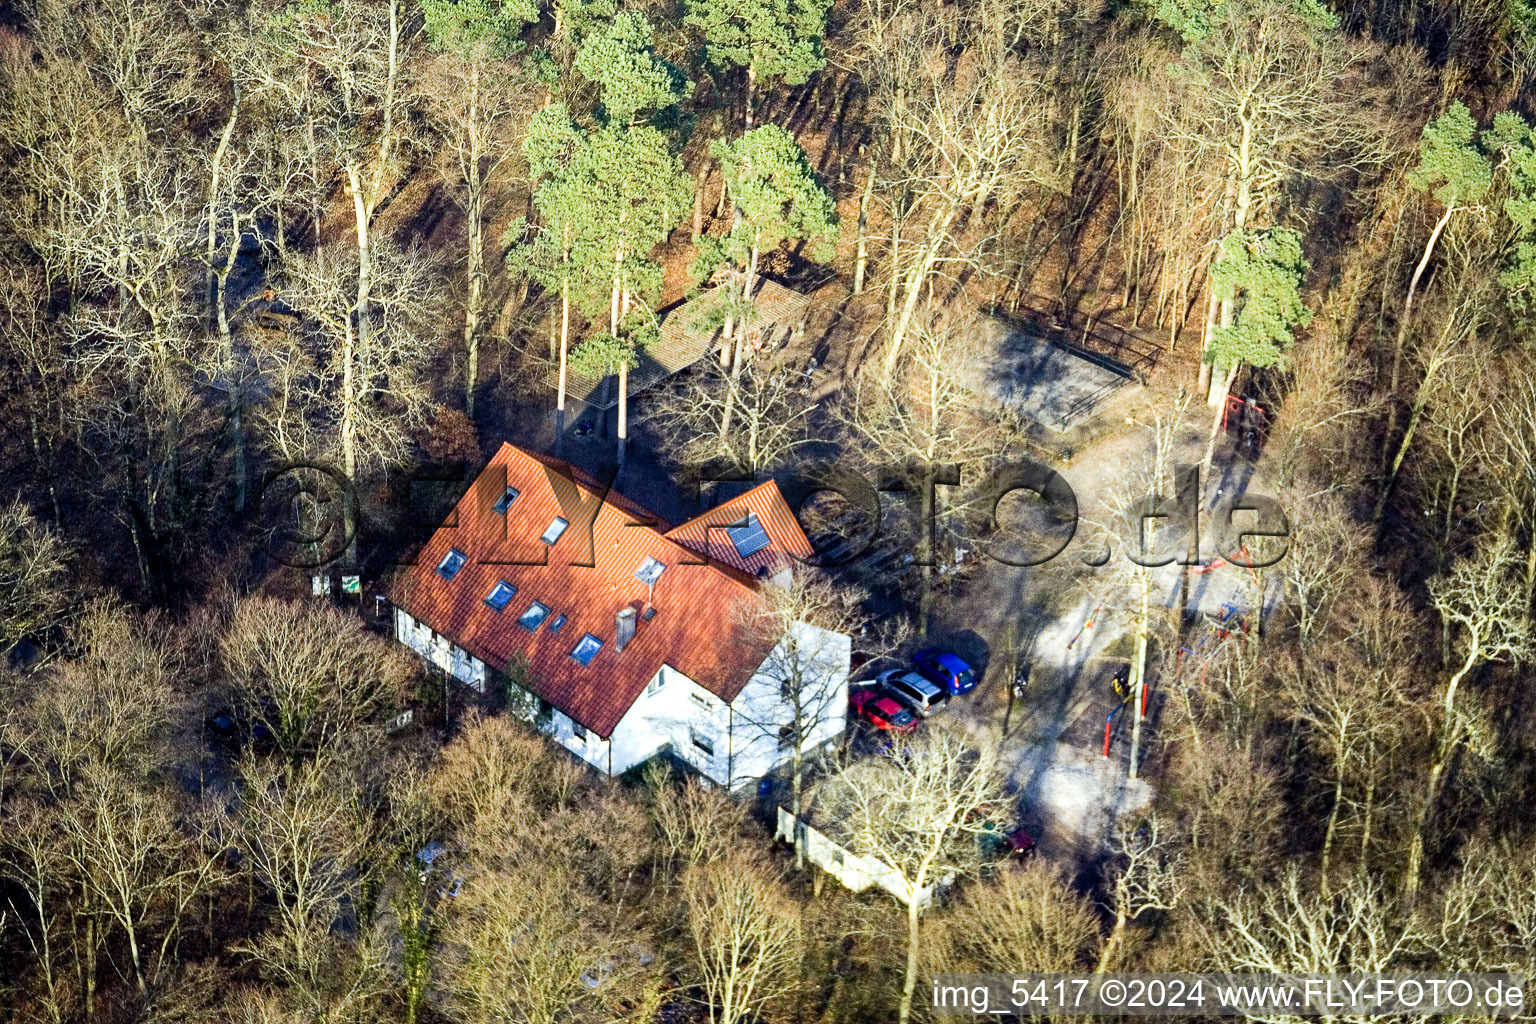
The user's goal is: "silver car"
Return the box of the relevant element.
[875,669,949,717]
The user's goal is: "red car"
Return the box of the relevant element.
[850,688,918,733]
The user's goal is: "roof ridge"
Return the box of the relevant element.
[498,443,762,598]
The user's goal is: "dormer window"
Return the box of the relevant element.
[571,633,603,666]
[727,513,770,558]
[517,601,550,631]
[493,486,520,514]
[484,580,516,612]
[437,549,468,581]
[634,556,666,586]
[540,516,569,545]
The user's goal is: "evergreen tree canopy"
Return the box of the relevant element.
[1208,227,1311,370]
[421,0,533,56]
[694,125,837,284]
[568,318,659,376]
[575,11,692,125]
[523,102,585,182]
[511,117,692,322]
[1408,101,1493,209]
[683,0,830,85]
[1139,0,1337,43]
[1481,111,1536,323]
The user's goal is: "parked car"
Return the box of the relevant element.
[875,669,949,717]
[913,649,977,696]
[979,822,1037,862]
[850,688,918,733]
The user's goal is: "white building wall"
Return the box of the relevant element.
[395,608,486,691]
[395,608,849,788]
[775,807,938,908]
[724,622,851,788]
[607,664,708,776]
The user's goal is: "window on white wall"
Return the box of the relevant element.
[689,728,714,756]
[645,675,664,697]
[573,722,587,741]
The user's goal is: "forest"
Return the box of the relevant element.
[1,0,1536,1020]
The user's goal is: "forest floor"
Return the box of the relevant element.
[925,392,1281,863]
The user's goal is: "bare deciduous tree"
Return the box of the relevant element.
[940,859,1101,972]
[682,852,802,1024]
[220,597,413,767]
[1095,815,1182,973]
[817,730,1007,1024]
[1406,537,1535,895]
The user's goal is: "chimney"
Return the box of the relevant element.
[616,607,637,651]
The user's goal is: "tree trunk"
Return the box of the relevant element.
[1200,364,1239,479]
[882,207,951,377]
[556,280,570,448]
[617,360,628,466]
[694,159,710,237]
[1372,378,1434,527]
[1128,568,1150,778]
[898,891,923,1024]
[205,83,241,326]
[853,153,876,295]
[791,746,805,870]
[1385,204,1455,442]
[744,62,756,132]
[1095,892,1127,973]
[1405,639,1481,898]
[1319,761,1344,899]
[1197,284,1218,395]
[463,72,485,420]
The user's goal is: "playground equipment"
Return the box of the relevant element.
[1067,600,1103,650]
[1103,691,1134,757]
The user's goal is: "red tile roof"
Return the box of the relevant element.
[391,443,813,738]
[665,481,814,576]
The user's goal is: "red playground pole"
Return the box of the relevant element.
[1103,718,1112,757]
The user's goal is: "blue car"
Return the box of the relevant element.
[913,649,977,696]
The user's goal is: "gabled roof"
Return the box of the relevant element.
[665,480,814,576]
[550,280,812,410]
[391,443,813,738]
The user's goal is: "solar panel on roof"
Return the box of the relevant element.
[634,556,666,586]
[726,513,770,558]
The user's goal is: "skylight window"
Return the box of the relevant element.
[547,614,567,634]
[492,486,520,514]
[437,549,468,581]
[571,633,603,666]
[540,516,569,545]
[726,513,770,558]
[517,601,550,631]
[634,556,666,586]
[484,580,516,612]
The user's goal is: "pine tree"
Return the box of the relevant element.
[691,126,835,451]
[568,319,658,465]
[512,112,690,451]
[684,0,831,129]
[575,11,692,126]
[1201,227,1309,472]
